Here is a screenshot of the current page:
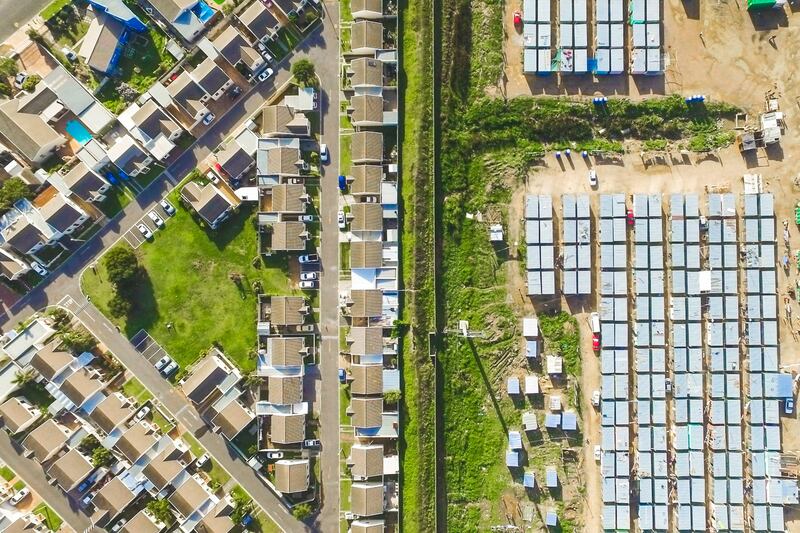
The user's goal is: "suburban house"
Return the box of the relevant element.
[350,482,385,517]
[350,21,384,55]
[89,392,136,435]
[37,192,91,238]
[120,510,164,533]
[236,1,281,43]
[351,131,384,163]
[351,364,383,395]
[349,289,384,319]
[349,57,384,89]
[195,498,236,533]
[214,143,255,181]
[0,248,30,281]
[351,203,384,234]
[114,421,159,464]
[142,441,193,493]
[260,105,310,138]
[90,477,136,526]
[29,342,74,382]
[258,146,306,178]
[119,99,183,161]
[53,162,112,204]
[269,413,305,445]
[87,0,148,31]
[350,165,382,198]
[41,67,115,135]
[166,73,212,128]
[0,397,42,435]
[268,296,309,328]
[107,135,154,178]
[208,395,254,440]
[0,95,66,165]
[265,337,305,369]
[268,375,303,405]
[270,184,309,213]
[78,10,129,74]
[180,354,240,406]
[348,444,384,480]
[22,419,70,463]
[351,0,385,19]
[0,195,89,259]
[350,242,383,270]
[211,26,265,77]
[46,448,94,492]
[2,516,46,533]
[59,367,106,411]
[188,59,234,101]
[347,326,384,359]
[274,459,309,494]
[180,181,237,229]
[147,0,216,42]
[351,94,396,127]
[269,222,308,251]
[168,475,215,529]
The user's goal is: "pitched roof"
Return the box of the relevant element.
[89,393,135,434]
[271,184,306,213]
[350,520,386,533]
[265,147,303,175]
[38,194,85,234]
[274,460,309,493]
[191,59,231,97]
[350,57,384,87]
[61,162,108,202]
[181,355,231,404]
[268,375,303,405]
[352,0,383,14]
[167,73,208,117]
[60,368,104,408]
[270,296,307,326]
[348,326,384,355]
[120,510,161,533]
[271,222,306,251]
[169,476,211,518]
[196,499,235,533]
[350,289,383,318]
[236,1,280,41]
[350,242,383,269]
[349,444,384,478]
[351,203,383,232]
[268,336,304,367]
[350,397,383,428]
[3,219,45,255]
[0,97,63,163]
[131,100,180,140]
[181,181,233,227]
[29,342,73,381]
[213,26,260,69]
[0,398,39,434]
[210,399,253,440]
[351,483,384,517]
[114,422,158,463]
[350,165,382,195]
[92,477,134,522]
[0,248,27,280]
[270,413,305,444]
[351,21,384,51]
[216,144,254,179]
[351,95,385,124]
[22,419,69,462]
[148,0,195,21]
[107,137,150,175]
[47,448,93,491]
[351,364,383,395]
[142,442,190,490]
[260,105,309,136]
[2,518,38,533]
[351,132,383,162]
[79,12,127,72]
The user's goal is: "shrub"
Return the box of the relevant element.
[47,308,72,331]
[292,503,312,520]
[59,328,96,354]
[108,294,132,318]
[291,59,316,86]
[0,178,33,213]
[0,58,17,78]
[146,499,174,525]
[91,447,114,467]
[20,75,41,92]
[103,246,140,288]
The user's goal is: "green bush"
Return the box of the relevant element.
[21,75,41,92]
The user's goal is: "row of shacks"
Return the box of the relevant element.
[522,0,663,74]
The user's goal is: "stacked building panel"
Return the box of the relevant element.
[669,194,706,531]
[632,194,669,532]
[522,0,554,73]
[706,193,746,532]
[558,0,589,72]
[629,0,662,74]
[525,195,556,295]
[598,194,630,531]
[561,194,591,295]
[595,0,625,74]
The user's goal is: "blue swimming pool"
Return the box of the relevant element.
[192,0,215,23]
[65,120,92,145]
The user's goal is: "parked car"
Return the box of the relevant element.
[160,199,176,216]
[228,85,242,99]
[266,451,283,459]
[320,144,329,163]
[338,175,347,191]
[594,445,601,462]
[258,67,275,82]
[196,453,210,469]
[588,169,597,187]
[288,178,303,184]
[337,210,346,229]
[9,488,29,505]
[300,272,318,281]
[256,42,274,62]
[137,223,153,240]
[111,519,127,532]
[77,477,96,494]
[786,398,795,414]
[30,261,48,277]
[13,72,27,89]
[162,361,179,376]
[207,170,220,184]
[299,254,319,264]
[61,47,77,61]
[148,211,165,229]
[134,406,150,422]
[299,214,314,222]
[591,390,601,407]
[303,439,320,448]
[154,355,172,371]
[202,113,216,126]
[299,280,317,289]
[338,368,346,383]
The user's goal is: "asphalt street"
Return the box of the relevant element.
[0,4,343,532]
[0,0,50,42]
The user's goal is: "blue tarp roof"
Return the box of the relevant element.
[777,373,793,398]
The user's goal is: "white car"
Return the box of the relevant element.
[137,223,153,240]
[61,47,77,61]
[9,488,29,505]
[258,67,275,82]
[266,451,284,459]
[299,215,314,222]
[13,72,27,89]
[299,254,319,264]
[591,390,600,407]
[202,113,215,126]
[588,169,598,187]
[594,445,601,462]
[148,211,165,229]
[160,200,176,216]
[300,272,318,281]
[134,406,150,421]
[337,211,346,229]
[299,280,317,289]
[111,519,127,532]
[256,42,274,62]
[154,355,171,371]
[206,171,220,184]
[196,453,210,469]
[162,361,179,376]
[30,261,48,276]
[303,439,320,448]
[320,144,329,163]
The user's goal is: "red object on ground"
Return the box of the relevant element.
[592,333,600,351]
[513,11,522,24]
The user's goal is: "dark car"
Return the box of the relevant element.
[338,175,347,191]
[229,85,242,99]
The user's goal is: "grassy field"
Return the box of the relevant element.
[40,0,71,20]
[121,377,153,404]
[82,191,300,372]
[0,466,14,481]
[32,503,62,531]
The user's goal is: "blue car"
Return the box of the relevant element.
[338,369,346,383]
[338,175,346,191]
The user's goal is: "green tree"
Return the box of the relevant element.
[0,82,10,96]
[47,308,72,331]
[20,74,41,92]
[291,59,316,86]
[78,434,99,454]
[59,328,96,354]
[12,368,35,387]
[108,294,132,318]
[0,178,33,212]
[146,499,174,525]
[0,57,17,78]
[91,447,114,467]
[384,389,402,404]
[223,3,234,14]
[103,246,139,287]
[292,503,312,520]
[231,489,253,522]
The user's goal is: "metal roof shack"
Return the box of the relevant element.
[507,377,520,395]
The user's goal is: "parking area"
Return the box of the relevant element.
[130,329,171,365]
[122,200,175,249]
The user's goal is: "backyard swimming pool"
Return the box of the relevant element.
[192,0,215,23]
[65,120,93,145]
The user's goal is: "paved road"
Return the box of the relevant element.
[0,431,92,531]
[0,0,49,42]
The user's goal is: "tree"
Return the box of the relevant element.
[0,178,33,212]
[47,308,72,331]
[104,246,139,287]
[384,389,402,404]
[0,57,17,78]
[60,328,96,354]
[231,490,253,523]
[292,503,312,520]
[78,434,100,454]
[223,2,234,15]
[291,59,316,87]
[146,499,174,525]
[108,294,132,318]
[20,74,40,92]
[0,82,10,96]
[12,368,35,387]
[91,446,114,467]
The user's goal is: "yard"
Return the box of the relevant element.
[0,466,14,482]
[181,433,231,488]
[44,4,89,48]
[82,192,300,373]
[32,503,63,532]
[98,186,134,219]
[121,377,152,403]
[266,26,303,61]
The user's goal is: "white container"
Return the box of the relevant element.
[610,23,625,47]
[610,48,625,73]
[596,23,610,47]
[560,0,573,21]
[561,23,574,47]
[574,23,588,47]
[596,0,609,21]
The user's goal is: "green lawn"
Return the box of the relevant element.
[339,134,351,175]
[14,382,54,409]
[12,480,25,491]
[181,433,231,487]
[340,0,352,21]
[0,466,14,481]
[40,0,71,20]
[135,165,165,189]
[121,378,153,403]
[252,511,282,533]
[82,195,299,372]
[339,384,350,426]
[32,503,62,532]
[98,186,133,219]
